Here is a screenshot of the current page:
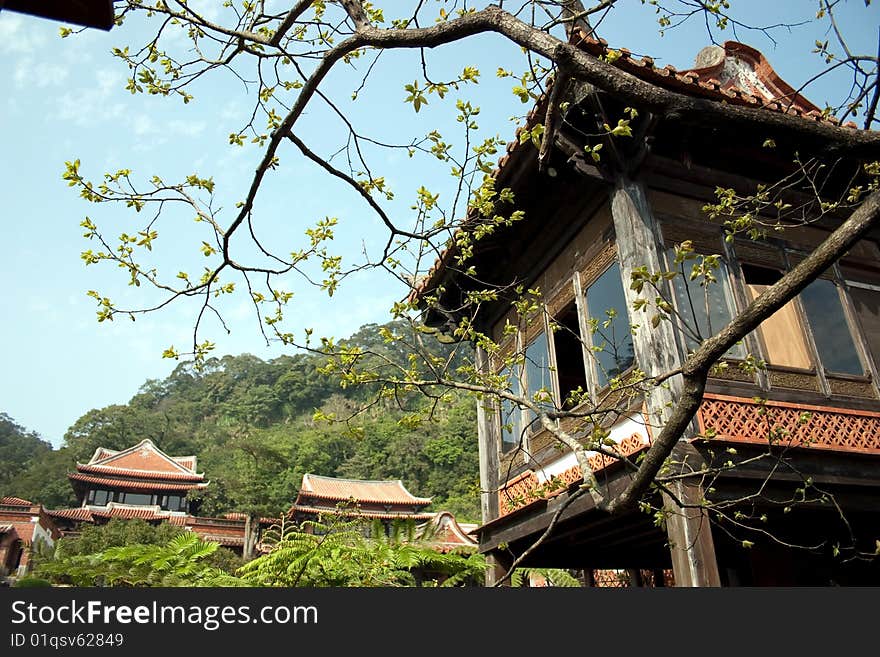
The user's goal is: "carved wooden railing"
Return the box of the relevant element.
[498,433,648,517]
[696,393,880,455]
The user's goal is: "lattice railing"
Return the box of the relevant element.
[497,433,649,517]
[591,569,674,588]
[696,394,880,455]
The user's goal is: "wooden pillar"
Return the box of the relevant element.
[610,178,721,587]
[652,568,667,587]
[476,347,500,524]
[626,568,643,587]
[485,550,514,587]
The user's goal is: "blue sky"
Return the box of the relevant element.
[1,1,876,448]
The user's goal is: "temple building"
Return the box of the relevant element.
[289,474,478,550]
[290,473,435,535]
[69,439,208,514]
[413,35,880,586]
[45,439,272,556]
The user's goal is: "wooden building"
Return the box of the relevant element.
[415,35,880,586]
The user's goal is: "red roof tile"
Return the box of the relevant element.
[191,532,245,547]
[84,439,202,477]
[76,463,204,482]
[570,35,827,119]
[291,505,434,521]
[418,511,478,552]
[47,508,95,521]
[1,496,33,506]
[68,472,207,492]
[297,474,432,506]
[90,506,172,521]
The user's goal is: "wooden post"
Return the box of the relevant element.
[243,512,260,562]
[476,347,500,524]
[485,550,515,587]
[610,178,721,587]
[626,568,643,587]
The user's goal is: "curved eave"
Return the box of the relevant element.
[68,472,209,492]
[297,491,433,506]
[76,463,205,482]
[291,505,435,521]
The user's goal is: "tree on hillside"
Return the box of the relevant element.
[57,1,879,583]
[0,413,51,494]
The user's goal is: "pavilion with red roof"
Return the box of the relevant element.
[41,439,275,558]
[290,473,435,527]
[66,438,208,515]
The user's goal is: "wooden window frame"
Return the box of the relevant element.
[580,259,637,394]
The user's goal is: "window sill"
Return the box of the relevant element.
[824,371,872,383]
[765,364,817,375]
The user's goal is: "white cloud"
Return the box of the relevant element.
[13,57,69,88]
[0,15,48,55]
[54,69,126,126]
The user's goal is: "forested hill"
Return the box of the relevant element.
[1,321,481,522]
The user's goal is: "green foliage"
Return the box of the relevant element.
[4,446,78,509]
[37,533,245,587]
[0,322,480,528]
[0,412,52,495]
[12,320,480,522]
[55,518,185,558]
[509,567,583,587]
[238,515,485,587]
[12,576,53,588]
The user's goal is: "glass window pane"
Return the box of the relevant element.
[499,365,522,453]
[122,492,153,506]
[670,254,744,358]
[800,279,863,375]
[551,302,587,407]
[93,490,109,506]
[523,331,554,433]
[850,286,880,373]
[743,264,812,369]
[586,263,635,388]
[524,331,552,407]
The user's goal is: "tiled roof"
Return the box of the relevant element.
[192,533,245,547]
[570,35,833,121]
[409,36,861,303]
[297,473,432,506]
[47,507,95,521]
[90,506,172,521]
[0,524,17,535]
[83,439,202,478]
[418,511,478,552]
[290,505,435,521]
[173,457,196,470]
[0,496,33,506]
[76,463,204,482]
[68,472,208,492]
